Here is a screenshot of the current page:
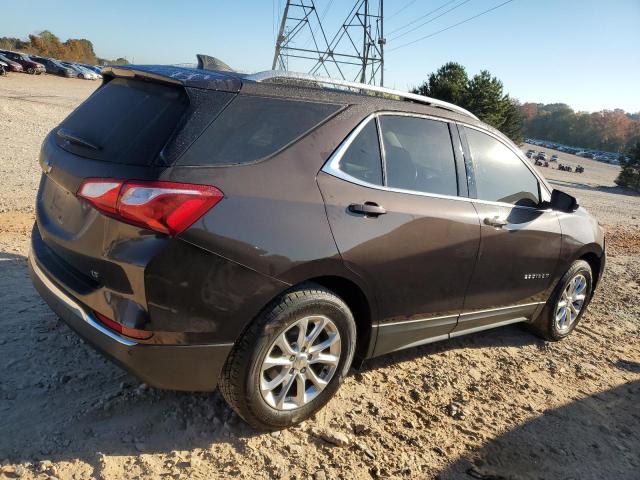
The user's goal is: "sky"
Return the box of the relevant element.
[3,0,639,112]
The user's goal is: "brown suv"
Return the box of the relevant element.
[29,65,605,429]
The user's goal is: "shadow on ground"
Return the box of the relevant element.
[1,250,638,480]
[437,379,640,480]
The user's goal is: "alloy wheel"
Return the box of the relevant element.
[555,273,588,333]
[259,315,341,410]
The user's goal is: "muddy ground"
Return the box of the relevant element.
[1,74,639,479]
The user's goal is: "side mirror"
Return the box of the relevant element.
[549,189,579,213]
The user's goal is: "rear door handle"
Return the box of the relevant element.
[483,216,508,228]
[348,202,386,217]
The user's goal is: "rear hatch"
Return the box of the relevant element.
[34,67,238,328]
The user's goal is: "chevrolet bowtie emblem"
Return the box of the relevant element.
[42,158,52,174]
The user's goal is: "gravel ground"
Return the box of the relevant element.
[1,74,639,480]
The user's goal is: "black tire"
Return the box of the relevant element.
[219,283,356,430]
[529,260,593,341]
[27,67,35,75]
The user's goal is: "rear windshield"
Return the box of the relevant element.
[177,95,343,166]
[56,77,188,165]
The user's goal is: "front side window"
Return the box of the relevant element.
[465,127,540,207]
[337,120,383,185]
[379,116,458,196]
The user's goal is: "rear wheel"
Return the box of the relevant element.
[27,67,35,74]
[530,260,593,341]
[219,284,356,430]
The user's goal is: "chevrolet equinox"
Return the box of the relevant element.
[29,65,606,429]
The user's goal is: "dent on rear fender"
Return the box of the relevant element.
[144,238,289,344]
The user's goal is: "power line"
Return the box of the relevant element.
[389,0,516,52]
[387,0,418,20]
[387,0,459,35]
[389,0,473,42]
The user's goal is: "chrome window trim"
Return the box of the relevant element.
[29,253,138,347]
[321,111,554,212]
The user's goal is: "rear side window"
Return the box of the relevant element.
[465,127,540,207]
[338,120,383,185]
[177,95,343,166]
[57,78,188,165]
[379,116,458,196]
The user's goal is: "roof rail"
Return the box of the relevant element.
[247,70,478,120]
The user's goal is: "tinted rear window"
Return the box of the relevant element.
[177,95,343,166]
[56,77,188,165]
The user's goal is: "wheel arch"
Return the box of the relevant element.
[305,275,376,364]
[579,250,603,290]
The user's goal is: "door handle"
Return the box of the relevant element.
[483,216,508,228]
[348,202,386,217]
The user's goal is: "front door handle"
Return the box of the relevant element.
[483,216,508,228]
[349,202,386,217]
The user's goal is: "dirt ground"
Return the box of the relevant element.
[1,74,639,480]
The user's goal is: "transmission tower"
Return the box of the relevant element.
[272,0,386,85]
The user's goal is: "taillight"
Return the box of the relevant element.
[77,179,223,235]
[94,311,152,340]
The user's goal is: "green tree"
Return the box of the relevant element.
[412,63,524,144]
[413,62,469,106]
[499,97,524,144]
[465,70,506,128]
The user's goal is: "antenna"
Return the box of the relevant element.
[273,0,385,86]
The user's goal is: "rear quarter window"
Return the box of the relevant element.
[177,95,343,166]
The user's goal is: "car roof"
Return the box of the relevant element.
[103,65,484,126]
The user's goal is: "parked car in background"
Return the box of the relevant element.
[0,53,24,72]
[535,159,549,167]
[526,149,536,158]
[28,65,606,429]
[60,61,98,80]
[80,63,103,76]
[536,152,547,161]
[29,56,75,77]
[75,64,100,80]
[0,50,45,74]
[550,154,559,162]
[575,165,584,173]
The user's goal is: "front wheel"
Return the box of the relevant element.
[219,284,356,430]
[27,67,35,74]
[530,260,593,341]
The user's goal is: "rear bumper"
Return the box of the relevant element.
[29,249,233,392]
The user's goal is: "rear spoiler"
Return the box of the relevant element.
[102,64,244,93]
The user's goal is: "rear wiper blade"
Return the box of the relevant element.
[56,128,101,151]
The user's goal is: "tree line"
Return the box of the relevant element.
[0,31,128,65]
[415,62,640,191]
[521,103,640,153]
[413,62,640,156]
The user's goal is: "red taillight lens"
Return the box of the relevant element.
[77,179,223,236]
[94,311,152,340]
